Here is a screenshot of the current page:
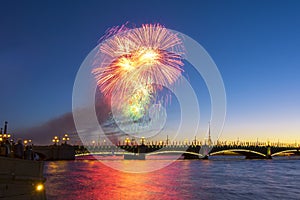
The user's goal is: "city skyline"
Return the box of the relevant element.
[1,0,300,144]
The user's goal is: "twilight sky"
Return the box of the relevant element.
[0,0,299,144]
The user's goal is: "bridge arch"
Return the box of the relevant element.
[76,150,205,157]
[271,149,298,157]
[75,151,128,157]
[33,151,48,160]
[209,149,267,158]
[147,150,203,157]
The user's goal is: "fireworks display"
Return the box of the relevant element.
[92,24,185,122]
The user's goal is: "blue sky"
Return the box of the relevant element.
[0,0,299,143]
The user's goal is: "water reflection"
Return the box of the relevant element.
[44,157,300,200]
[46,159,188,199]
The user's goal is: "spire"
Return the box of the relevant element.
[208,122,212,146]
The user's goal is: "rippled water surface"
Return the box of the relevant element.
[44,156,300,200]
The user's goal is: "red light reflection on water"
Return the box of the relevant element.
[45,156,300,199]
[45,156,190,200]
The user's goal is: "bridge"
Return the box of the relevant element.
[75,142,300,160]
[29,141,300,160]
[32,144,75,160]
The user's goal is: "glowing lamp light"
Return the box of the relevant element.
[35,183,44,192]
[52,136,59,144]
[62,134,70,144]
[0,133,11,141]
[140,137,145,145]
[125,137,130,145]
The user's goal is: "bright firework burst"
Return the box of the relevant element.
[92,23,185,121]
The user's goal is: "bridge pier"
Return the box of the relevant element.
[266,146,272,159]
[124,144,146,160]
[184,154,209,160]
[296,149,300,156]
[183,153,199,159]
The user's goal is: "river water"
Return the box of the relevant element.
[44,156,300,200]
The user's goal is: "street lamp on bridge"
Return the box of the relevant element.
[140,137,145,145]
[125,137,130,146]
[62,134,70,144]
[52,136,59,145]
[184,139,189,145]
